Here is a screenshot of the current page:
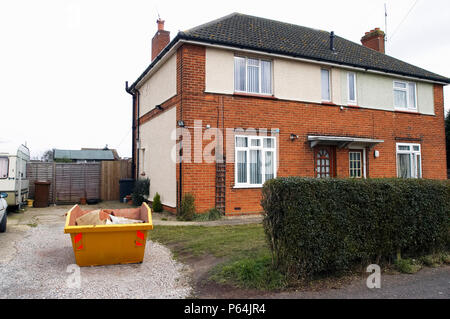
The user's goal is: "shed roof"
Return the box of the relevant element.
[53,149,115,161]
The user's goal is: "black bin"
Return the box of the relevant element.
[119,179,135,201]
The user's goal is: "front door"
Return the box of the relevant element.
[314,146,336,178]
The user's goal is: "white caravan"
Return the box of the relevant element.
[0,143,30,207]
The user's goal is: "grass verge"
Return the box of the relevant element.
[210,252,287,290]
[149,224,285,290]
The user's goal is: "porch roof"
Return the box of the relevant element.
[307,135,384,149]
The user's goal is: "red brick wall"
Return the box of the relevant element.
[151,30,170,61]
[361,29,385,53]
[141,43,447,215]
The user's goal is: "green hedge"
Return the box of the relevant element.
[261,178,450,279]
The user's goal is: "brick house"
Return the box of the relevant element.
[126,13,450,215]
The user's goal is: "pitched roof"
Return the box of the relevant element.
[81,148,120,160]
[131,12,450,88]
[179,13,449,83]
[53,149,115,161]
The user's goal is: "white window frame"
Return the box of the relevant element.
[234,135,277,188]
[393,81,417,111]
[349,148,366,178]
[234,56,273,95]
[396,143,422,178]
[321,68,332,102]
[347,72,357,105]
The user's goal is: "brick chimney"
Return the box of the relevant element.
[361,28,385,53]
[151,18,170,61]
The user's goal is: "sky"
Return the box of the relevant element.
[0,0,449,159]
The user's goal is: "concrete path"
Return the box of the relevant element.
[5,203,263,227]
[152,216,263,226]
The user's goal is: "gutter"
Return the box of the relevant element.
[129,33,183,91]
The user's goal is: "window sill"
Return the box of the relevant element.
[394,109,419,114]
[232,185,263,189]
[321,101,337,106]
[233,92,277,100]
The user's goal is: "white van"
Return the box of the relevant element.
[0,143,30,207]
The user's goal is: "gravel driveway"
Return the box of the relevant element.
[0,208,192,299]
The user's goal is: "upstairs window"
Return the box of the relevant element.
[394,81,417,110]
[321,69,331,101]
[347,72,357,104]
[234,56,272,95]
[396,143,421,178]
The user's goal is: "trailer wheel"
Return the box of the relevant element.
[0,212,6,233]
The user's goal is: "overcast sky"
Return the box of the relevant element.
[1,0,449,159]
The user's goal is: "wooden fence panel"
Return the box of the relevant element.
[101,160,132,200]
[27,161,128,203]
[54,163,101,204]
[27,162,55,203]
[85,163,101,200]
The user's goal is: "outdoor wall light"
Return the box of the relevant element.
[374,150,380,158]
[177,120,185,127]
[290,133,299,141]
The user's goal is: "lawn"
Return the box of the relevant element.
[149,224,286,290]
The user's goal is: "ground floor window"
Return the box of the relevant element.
[396,143,421,178]
[235,135,276,187]
[349,150,363,178]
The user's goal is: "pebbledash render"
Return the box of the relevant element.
[126,13,450,216]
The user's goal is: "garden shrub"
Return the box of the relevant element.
[419,254,441,267]
[132,178,150,206]
[152,192,163,212]
[194,208,223,221]
[261,177,450,280]
[206,208,223,221]
[177,193,196,221]
[394,258,422,274]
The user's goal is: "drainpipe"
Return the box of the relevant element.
[135,89,141,180]
[125,81,138,180]
[178,48,184,210]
